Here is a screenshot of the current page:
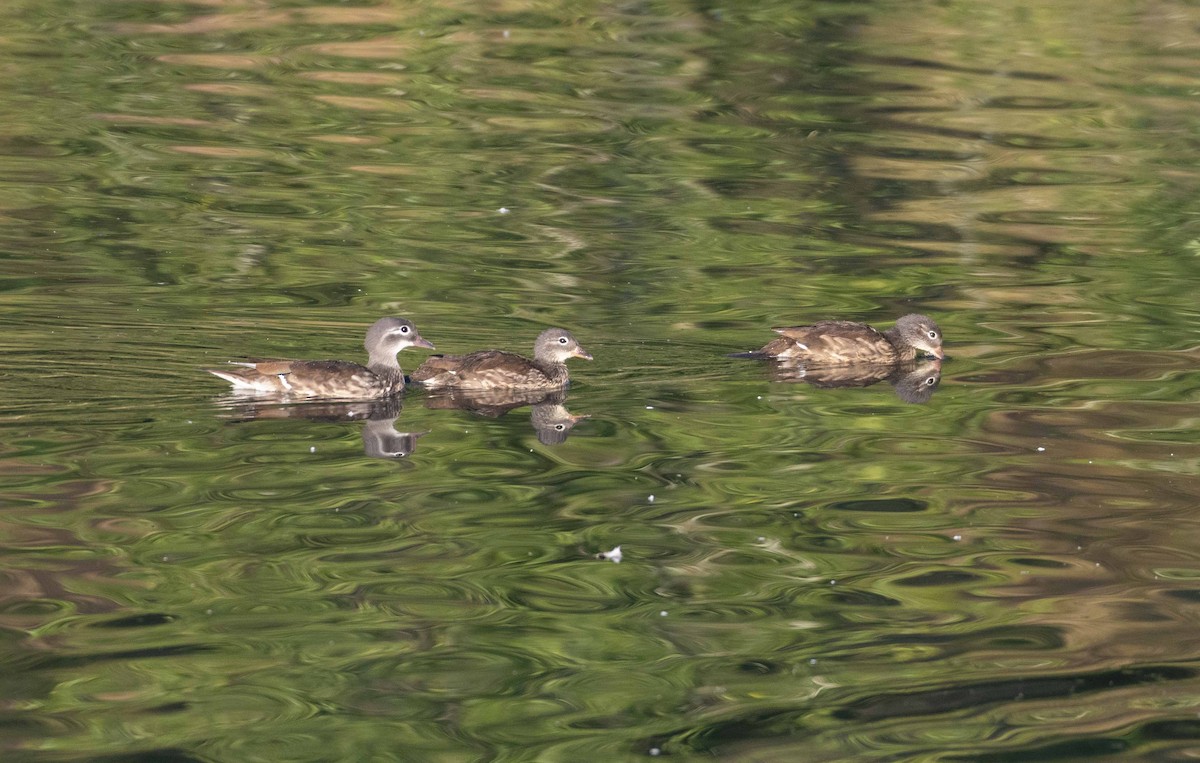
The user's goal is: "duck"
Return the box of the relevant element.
[739,313,943,365]
[205,316,434,399]
[411,327,592,390]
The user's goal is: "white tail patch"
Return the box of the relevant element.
[207,369,283,393]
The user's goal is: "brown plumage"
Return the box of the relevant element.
[205,317,434,399]
[741,314,944,365]
[411,328,592,391]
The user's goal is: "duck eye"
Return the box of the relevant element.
[558,337,568,344]
[925,377,937,386]
[555,424,566,431]
[400,325,410,334]
[928,331,937,339]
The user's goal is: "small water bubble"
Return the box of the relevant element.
[1036,446,1046,452]
[205,609,213,615]
[502,29,510,39]
[646,405,654,409]
[953,534,962,541]
[660,610,668,617]
[648,494,655,503]
[310,446,316,453]
[498,207,510,214]
[809,658,818,665]
[649,749,661,757]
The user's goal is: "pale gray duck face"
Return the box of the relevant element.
[365,317,435,355]
[893,314,943,359]
[534,328,593,364]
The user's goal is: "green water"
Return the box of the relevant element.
[3,0,1200,760]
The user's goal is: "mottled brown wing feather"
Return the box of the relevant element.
[287,360,365,375]
[410,354,464,382]
[765,321,896,365]
[413,350,551,388]
[237,359,297,375]
[453,350,533,374]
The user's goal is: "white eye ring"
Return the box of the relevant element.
[927,331,937,339]
[559,337,568,344]
[400,325,410,334]
[555,424,566,431]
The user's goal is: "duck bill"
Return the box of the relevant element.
[414,337,436,350]
[573,347,594,361]
[928,348,944,360]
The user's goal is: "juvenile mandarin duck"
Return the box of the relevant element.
[411,328,591,390]
[206,317,434,399]
[742,313,943,365]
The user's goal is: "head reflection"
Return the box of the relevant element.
[214,396,426,459]
[422,388,588,444]
[763,359,942,403]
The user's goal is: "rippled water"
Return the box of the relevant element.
[3,0,1200,760]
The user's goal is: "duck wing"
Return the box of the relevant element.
[767,321,896,364]
[207,359,372,396]
[412,350,549,389]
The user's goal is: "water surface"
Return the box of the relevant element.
[2,0,1200,760]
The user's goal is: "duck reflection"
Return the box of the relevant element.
[422,388,588,444]
[214,396,427,459]
[763,359,942,403]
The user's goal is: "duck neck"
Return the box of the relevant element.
[882,328,917,361]
[367,350,404,384]
[533,356,570,385]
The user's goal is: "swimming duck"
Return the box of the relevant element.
[411,327,592,390]
[206,316,434,398]
[741,313,943,365]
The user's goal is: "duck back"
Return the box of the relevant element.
[412,350,564,390]
[765,321,898,365]
[209,359,397,398]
